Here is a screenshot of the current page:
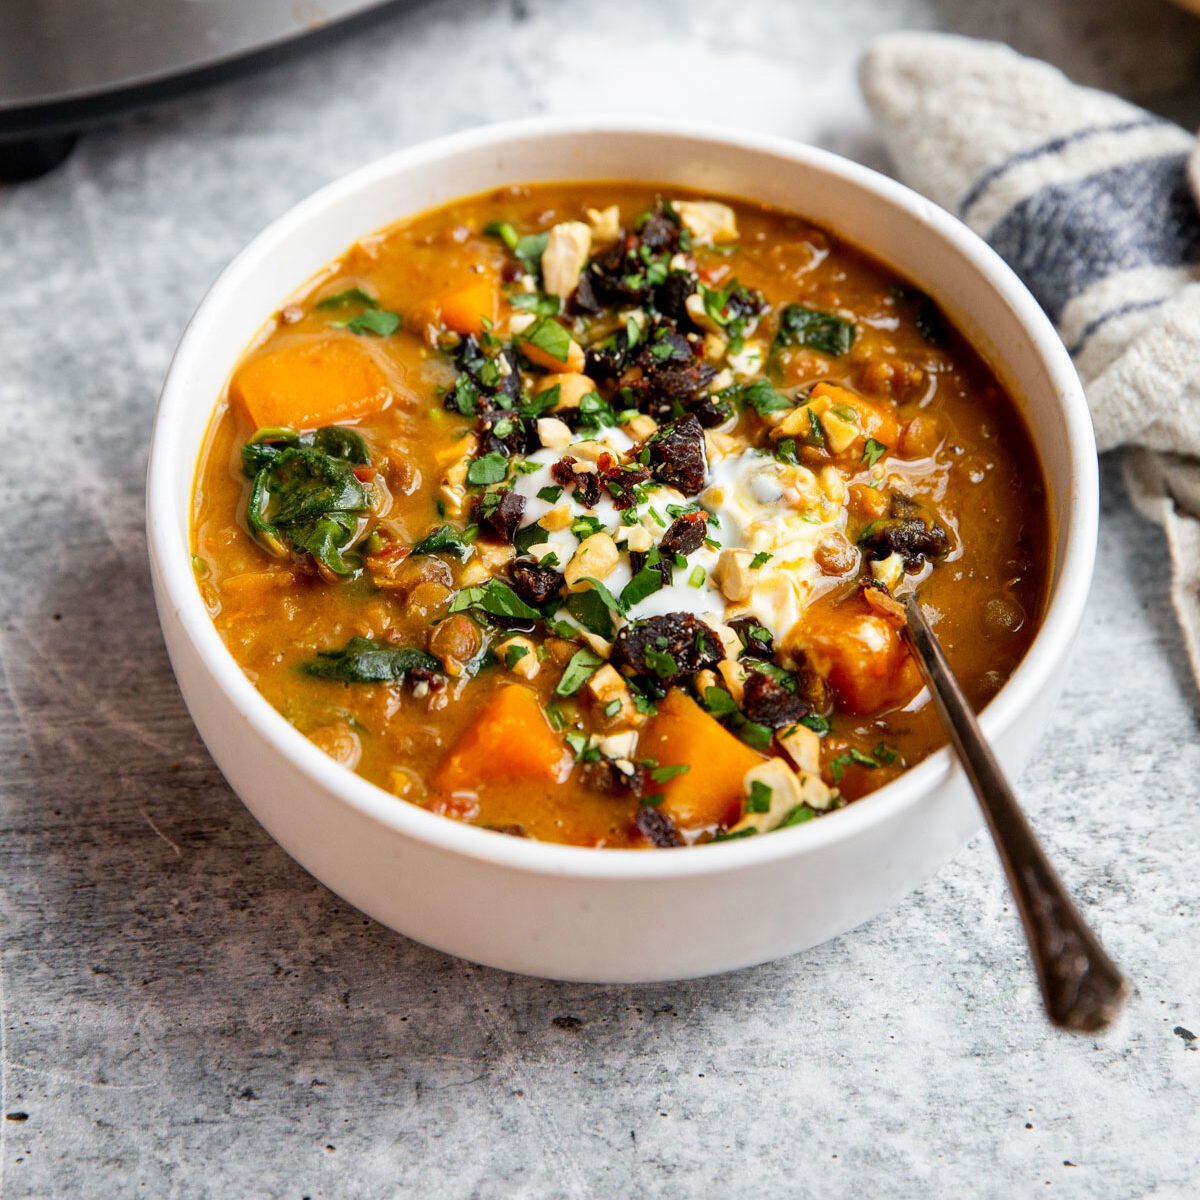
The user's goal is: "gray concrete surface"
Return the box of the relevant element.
[1,0,1198,1195]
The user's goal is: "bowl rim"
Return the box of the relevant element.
[147,114,1097,882]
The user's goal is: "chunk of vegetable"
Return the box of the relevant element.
[434,685,571,792]
[435,279,499,335]
[798,596,921,715]
[638,690,766,830]
[231,334,394,429]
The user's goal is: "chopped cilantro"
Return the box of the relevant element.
[335,308,401,337]
[537,484,563,504]
[650,763,690,785]
[571,515,605,540]
[316,287,378,310]
[778,804,816,828]
[520,316,571,364]
[466,452,508,486]
[449,579,542,622]
[504,644,530,670]
[556,648,604,696]
[725,377,790,418]
[829,747,880,785]
[749,552,772,569]
[620,566,664,609]
[644,648,678,679]
[747,780,773,814]
[565,588,615,639]
[862,438,888,468]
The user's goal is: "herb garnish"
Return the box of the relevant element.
[301,637,439,683]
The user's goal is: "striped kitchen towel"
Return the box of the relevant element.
[860,32,1200,687]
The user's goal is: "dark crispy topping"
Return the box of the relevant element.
[858,494,950,568]
[611,612,721,685]
[740,665,810,729]
[475,489,526,543]
[449,336,522,412]
[478,409,533,458]
[550,456,602,507]
[581,759,646,798]
[635,805,683,848]
[659,511,708,559]
[653,271,698,328]
[643,414,708,496]
[598,456,652,511]
[584,328,631,382]
[509,560,564,606]
[729,616,774,660]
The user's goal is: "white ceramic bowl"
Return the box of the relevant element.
[147,118,1096,982]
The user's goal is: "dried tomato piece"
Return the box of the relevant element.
[643,415,708,496]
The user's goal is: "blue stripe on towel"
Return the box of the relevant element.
[958,116,1165,220]
[986,153,1200,321]
[1065,297,1167,357]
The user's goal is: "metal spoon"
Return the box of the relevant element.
[901,593,1128,1033]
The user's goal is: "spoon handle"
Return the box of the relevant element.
[902,595,1128,1032]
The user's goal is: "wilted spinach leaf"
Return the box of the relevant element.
[773,304,857,357]
[243,429,371,576]
[301,637,439,683]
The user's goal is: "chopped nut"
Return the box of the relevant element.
[564,532,620,590]
[623,413,658,441]
[594,730,638,761]
[536,372,595,411]
[870,551,906,592]
[730,757,834,833]
[586,205,621,243]
[703,333,729,362]
[615,523,653,552]
[820,410,859,454]
[717,658,745,704]
[673,200,738,245]
[496,635,540,680]
[508,311,537,336]
[728,341,764,378]
[568,439,609,463]
[439,482,466,515]
[714,547,759,603]
[541,221,592,300]
[586,663,645,726]
[694,668,719,696]
[536,416,574,449]
[540,505,573,532]
[779,723,821,775]
[704,429,743,460]
[817,464,847,506]
[774,406,814,439]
